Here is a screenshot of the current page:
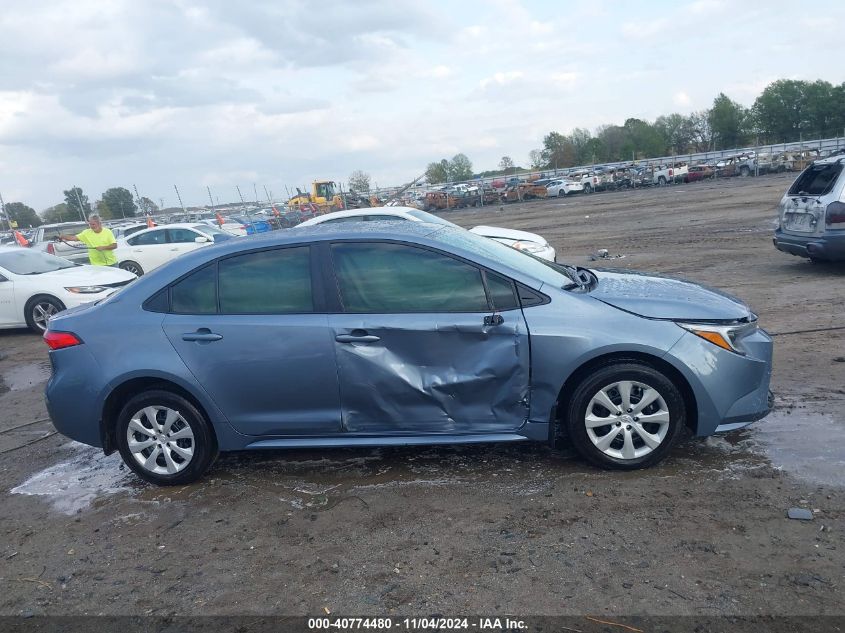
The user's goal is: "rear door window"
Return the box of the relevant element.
[128,229,168,246]
[788,163,843,196]
[218,247,313,314]
[167,228,201,243]
[171,265,217,314]
[331,242,489,313]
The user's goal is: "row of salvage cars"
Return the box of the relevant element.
[31,205,776,484]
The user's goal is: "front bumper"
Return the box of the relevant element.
[773,228,845,262]
[665,329,773,437]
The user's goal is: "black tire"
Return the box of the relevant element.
[740,166,751,177]
[116,389,218,485]
[119,260,144,276]
[584,183,593,194]
[24,295,65,333]
[557,189,566,197]
[565,362,685,470]
[658,176,666,186]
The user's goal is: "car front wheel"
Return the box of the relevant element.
[25,295,65,333]
[566,363,684,470]
[116,390,217,485]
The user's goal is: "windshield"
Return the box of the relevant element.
[192,224,231,237]
[404,209,458,226]
[0,249,77,274]
[429,227,577,287]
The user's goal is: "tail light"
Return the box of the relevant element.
[44,330,83,350]
[47,243,55,255]
[669,169,674,176]
[827,201,845,228]
[240,225,248,230]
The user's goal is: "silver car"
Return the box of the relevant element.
[774,154,845,262]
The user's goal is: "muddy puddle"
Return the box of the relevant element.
[10,444,133,514]
[743,409,845,487]
[679,408,845,488]
[0,361,51,392]
[11,408,844,516]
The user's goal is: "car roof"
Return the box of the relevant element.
[301,207,421,224]
[123,223,204,236]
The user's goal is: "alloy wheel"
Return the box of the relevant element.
[126,406,195,475]
[32,301,59,331]
[584,380,670,460]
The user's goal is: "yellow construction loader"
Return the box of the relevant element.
[287,181,350,213]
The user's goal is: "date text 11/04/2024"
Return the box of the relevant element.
[307,617,527,630]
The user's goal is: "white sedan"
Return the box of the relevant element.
[114,223,235,276]
[296,207,556,261]
[0,246,136,332]
[546,179,584,197]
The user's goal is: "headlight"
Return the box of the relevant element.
[64,286,109,294]
[512,241,547,254]
[676,320,757,355]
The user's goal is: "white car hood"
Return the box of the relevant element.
[29,265,136,286]
[469,225,548,245]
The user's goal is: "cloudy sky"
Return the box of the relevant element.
[1,0,844,211]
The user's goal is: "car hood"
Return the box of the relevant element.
[25,265,136,286]
[469,225,548,245]
[590,269,750,321]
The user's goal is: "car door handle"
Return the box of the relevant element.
[170,247,179,251]
[335,334,380,343]
[484,314,504,326]
[182,329,223,342]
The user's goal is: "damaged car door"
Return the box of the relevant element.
[327,241,530,434]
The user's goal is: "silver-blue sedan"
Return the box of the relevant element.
[43,222,773,485]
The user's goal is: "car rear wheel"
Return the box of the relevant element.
[584,183,593,194]
[565,363,684,470]
[119,260,144,276]
[557,190,566,197]
[116,390,217,485]
[24,295,65,333]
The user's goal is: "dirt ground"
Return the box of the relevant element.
[1,173,843,619]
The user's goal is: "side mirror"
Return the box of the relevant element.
[194,236,210,243]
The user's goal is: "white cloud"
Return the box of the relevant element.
[479,71,524,89]
[673,91,691,106]
[1,0,845,209]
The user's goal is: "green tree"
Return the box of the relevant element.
[708,93,749,149]
[425,159,450,184]
[595,125,626,162]
[449,153,473,181]
[541,131,575,168]
[752,80,808,143]
[63,187,92,221]
[498,156,515,173]
[138,197,159,216]
[618,118,665,160]
[348,170,371,193]
[41,203,77,224]
[101,187,137,219]
[687,110,712,151]
[2,202,42,228]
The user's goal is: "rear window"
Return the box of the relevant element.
[788,163,843,196]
